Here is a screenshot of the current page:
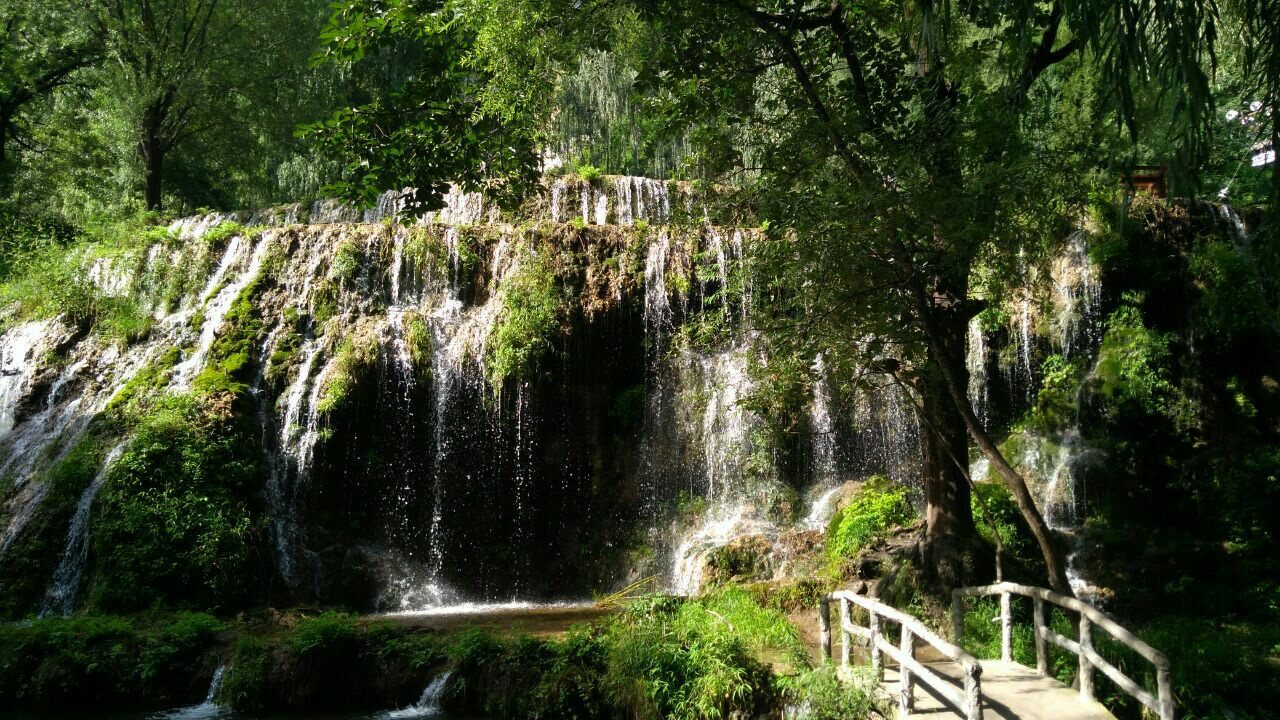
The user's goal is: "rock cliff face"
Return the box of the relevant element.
[5,178,1243,615]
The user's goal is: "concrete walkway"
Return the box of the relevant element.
[878,660,1117,720]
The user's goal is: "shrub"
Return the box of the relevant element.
[88,393,267,612]
[826,477,915,565]
[575,163,604,183]
[779,665,875,720]
[291,612,360,655]
[486,246,563,390]
[217,635,271,710]
[0,613,221,709]
[1094,301,1175,417]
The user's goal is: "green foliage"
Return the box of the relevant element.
[217,635,270,710]
[89,393,266,612]
[596,595,778,719]
[777,665,875,720]
[0,239,153,345]
[575,163,604,183]
[1127,616,1280,720]
[0,613,223,708]
[316,335,378,415]
[970,481,1037,563]
[1187,240,1272,346]
[330,238,363,283]
[957,596,1076,685]
[826,478,915,568]
[1094,300,1176,416]
[201,221,247,248]
[291,611,360,655]
[1027,354,1084,434]
[305,0,545,215]
[486,245,563,390]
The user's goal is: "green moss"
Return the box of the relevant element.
[88,393,267,613]
[193,275,268,401]
[826,477,915,569]
[485,244,563,391]
[315,335,379,415]
[330,239,363,283]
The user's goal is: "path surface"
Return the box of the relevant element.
[877,660,1117,720]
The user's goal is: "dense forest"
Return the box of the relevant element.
[0,1,1276,719]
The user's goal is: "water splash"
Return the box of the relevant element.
[382,670,453,719]
[150,664,229,720]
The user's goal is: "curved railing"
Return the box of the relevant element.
[952,582,1174,720]
[820,590,984,719]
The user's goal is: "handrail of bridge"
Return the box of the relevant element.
[952,582,1174,720]
[820,590,984,720]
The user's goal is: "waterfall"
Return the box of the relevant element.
[172,231,274,388]
[1051,230,1102,357]
[966,317,989,427]
[40,443,127,616]
[151,664,228,720]
[384,670,452,719]
[0,320,50,438]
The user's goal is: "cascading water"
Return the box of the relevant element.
[2,174,951,616]
[966,317,990,428]
[1051,230,1102,356]
[152,664,228,720]
[383,670,452,720]
[41,443,127,617]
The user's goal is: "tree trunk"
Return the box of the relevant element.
[917,294,1073,596]
[917,308,986,589]
[140,99,167,211]
[142,138,164,212]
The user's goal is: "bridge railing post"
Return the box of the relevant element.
[839,596,852,671]
[1157,664,1174,720]
[869,610,883,680]
[963,661,984,720]
[1000,591,1013,662]
[818,596,831,662]
[1032,596,1047,676]
[899,625,915,716]
[1078,614,1095,704]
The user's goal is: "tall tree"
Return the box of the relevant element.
[0,1,100,182]
[88,0,315,210]
[309,0,1255,593]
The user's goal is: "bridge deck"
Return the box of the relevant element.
[877,660,1116,720]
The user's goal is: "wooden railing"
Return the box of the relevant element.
[820,590,984,720]
[952,582,1174,720]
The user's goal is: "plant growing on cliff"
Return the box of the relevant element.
[315,335,379,415]
[826,478,916,572]
[486,245,563,391]
[89,393,267,612]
